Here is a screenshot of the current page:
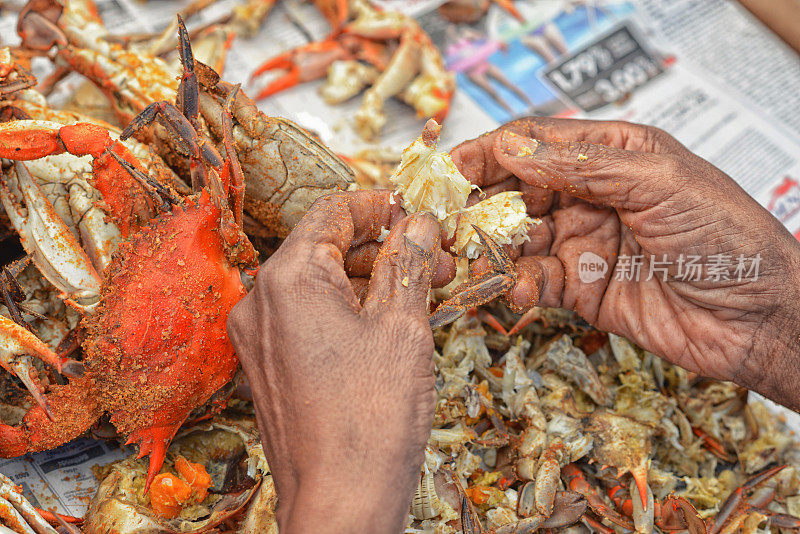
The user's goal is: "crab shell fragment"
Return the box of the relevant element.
[390,120,535,259]
[389,119,473,222]
[447,191,535,259]
[83,416,275,534]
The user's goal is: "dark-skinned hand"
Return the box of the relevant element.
[451,117,800,410]
[227,190,454,534]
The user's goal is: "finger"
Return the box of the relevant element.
[345,240,456,288]
[494,130,683,211]
[363,213,442,316]
[284,190,406,256]
[450,117,683,193]
[521,214,554,257]
[519,180,556,217]
[450,117,676,189]
[506,256,565,310]
[344,241,381,277]
[264,190,404,313]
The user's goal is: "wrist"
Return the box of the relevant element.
[279,467,415,534]
[741,235,800,410]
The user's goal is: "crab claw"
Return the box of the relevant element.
[660,495,707,534]
[630,464,649,511]
[508,307,541,336]
[563,464,634,530]
[470,308,507,335]
[0,160,102,310]
[429,226,516,329]
[251,39,352,100]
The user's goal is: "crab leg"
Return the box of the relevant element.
[562,464,635,530]
[430,226,516,329]
[0,120,158,235]
[313,0,349,31]
[0,497,37,534]
[0,474,58,534]
[252,39,354,100]
[176,16,199,128]
[1,256,34,327]
[0,161,102,309]
[355,29,422,139]
[220,84,246,227]
[693,427,737,463]
[65,180,122,272]
[121,21,223,191]
[582,513,615,534]
[712,465,786,534]
[0,48,37,98]
[0,316,59,418]
[508,308,541,336]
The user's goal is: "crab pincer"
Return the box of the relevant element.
[429,225,517,329]
[120,15,223,191]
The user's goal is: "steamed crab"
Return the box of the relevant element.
[18,0,353,236]
[83,411,275,534]
[251,0,456,140]
[0,24,262,493]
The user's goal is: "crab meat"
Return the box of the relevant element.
[447,191,535,259]
[389,119,473,222]
[321,60,380,104]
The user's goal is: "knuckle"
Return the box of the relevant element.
[660,153,688,182]
[563,140,596,159]
[309,190,348,211]
[604,120,653,150]
[644,125,680,152]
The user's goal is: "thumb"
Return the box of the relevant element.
[362,213,440,317]
[493,130,682,211]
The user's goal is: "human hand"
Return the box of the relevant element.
[227,190,455,534]
[451,118,800,409]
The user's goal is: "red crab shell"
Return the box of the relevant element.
[0,190,246,489]
[82,190,246,483]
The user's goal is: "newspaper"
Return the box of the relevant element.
[0,0,799,517]
[0,438,131,517]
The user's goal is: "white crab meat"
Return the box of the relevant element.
[446,191,536,259]
[321,60,379,104]
[389,119,473,222]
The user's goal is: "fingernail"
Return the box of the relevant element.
[500,130,541,158]
[404,214,438,252]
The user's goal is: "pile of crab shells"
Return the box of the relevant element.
[403,307,800,533]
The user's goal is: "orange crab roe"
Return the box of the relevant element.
[175,456,212,501]
[149,456,212,518]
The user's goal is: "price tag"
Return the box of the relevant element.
[542,24,662,112]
